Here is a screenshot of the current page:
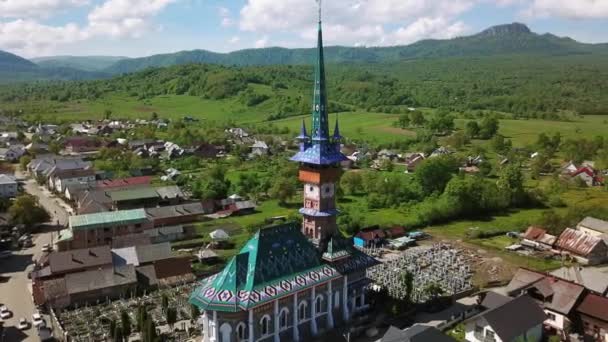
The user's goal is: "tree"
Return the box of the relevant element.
[190,305,200,321]
[109,319,117,340]
[415,156,458,195]
[9,195,50,228]
[104,109,113,120]
[340,172,363,195]
[497,164,526,206]
[237,173,261,199]
[166,307,177,330]
[19,155,31,171]
[113,325,124,342]
[479,116,499,139]
[161,294,169,312]
[397,113,410,128]
[378,158,394,172]
[143,318,158,342]
[269,176,297,205]
[120,310,131,337]
[491,135,512,154]
[464,121,480,138]
[400,271,414,303]
[410,111,425,127]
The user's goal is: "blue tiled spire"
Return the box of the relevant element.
[291,5,347,166]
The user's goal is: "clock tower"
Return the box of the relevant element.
[291,9,347,248]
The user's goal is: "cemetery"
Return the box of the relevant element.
[367,244,474,303]
[53,283,199,341]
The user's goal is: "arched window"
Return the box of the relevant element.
[236,322,247,341]
[315,295,325,313]
[334,291,340,309]
[279,308,290,330]
[298,301,308,320]
[260,315,271,336]
[219,323,232,342]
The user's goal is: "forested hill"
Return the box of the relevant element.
[0,50,37,71]
[3,54,608,118]
[103,23,608,74]
[32,56,128,72]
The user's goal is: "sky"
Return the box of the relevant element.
[0,0,607,58]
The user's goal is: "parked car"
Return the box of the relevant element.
[0,306,11,319]
[41,244,52,253]
[32,312,45,328]
[18,318,30,330]
[0,250,11,259]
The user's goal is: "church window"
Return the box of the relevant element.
[236,322,247,341]
[315,295,325,313]
[298,301,308,320]
[260,315,271,336]
[334,291,340,309]
[279,308,289,330]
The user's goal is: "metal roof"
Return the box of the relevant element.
[550,266,608,295]
[109,187,159,202]
[48,246,112,274]
[577,293,608,321]
[556,228,605,256]
[69,208,147,230]
[0,174,16,185]
[577,216,608,234]
[64,265,137,295]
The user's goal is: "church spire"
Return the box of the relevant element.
[311,0,329,141]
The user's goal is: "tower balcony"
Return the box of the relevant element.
[299,165,342,184]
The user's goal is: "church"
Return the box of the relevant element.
[189,6,377,342]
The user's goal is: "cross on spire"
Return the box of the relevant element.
[317,0,322,23]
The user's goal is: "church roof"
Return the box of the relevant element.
[190,223,340,312]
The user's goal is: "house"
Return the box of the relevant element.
[550,266,608,296]
[478,291,512,311]
[378,149,398,160]
[571,167,603,186]
[226,127,250,139]
[576,293,608,342]
[111,233,152,249]
[576,217,608,237]
[464,295,545,342]
[27,156,91,180]
[430,147,452,158]
[561,161,579,175]
[0,174,18,198]
[96,176,153,189]
[521,226,556,250]
[0,145,25,162]
[161,168,181,181]
[64,136,101,154]
[64,183,95,201]
[109,187,162,210]
[62,265,137,307]
[192,143,222,159]
[250,140,269,157]
[354,228,386,248]
[555,228,608,265]
[49,168,96,193]
[111,242,173,267]
[505,268,587,337]
[146,202,207,227]
[380,324,457,342]
[58,209,153,250]
[405,153,425,173]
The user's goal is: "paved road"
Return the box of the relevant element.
[0,231,52,342]
[1,171,70,341]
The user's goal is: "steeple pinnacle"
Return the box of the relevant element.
[311,0,329,141]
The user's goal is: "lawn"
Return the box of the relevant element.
[270,111,416,144]
[456,115,608,147]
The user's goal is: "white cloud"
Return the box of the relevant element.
[229,36,241,44]
[239,0,475,46]
[254,36,269,48]
[0,0,89,18]
[523,0,608,19]
[87,0,177,37]
[0,19,89,56]
[218,6,235,28]
[0,0,177,56]
[393,17,469,45]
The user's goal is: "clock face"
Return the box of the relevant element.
[321,183,335,198]
[305,184,320,200]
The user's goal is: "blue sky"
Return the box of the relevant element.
[0,0,607,58]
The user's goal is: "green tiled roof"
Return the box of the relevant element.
[57,228,73,242]
[109,187,159,202]
[190,223,340,312]
[69,209,147,230]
